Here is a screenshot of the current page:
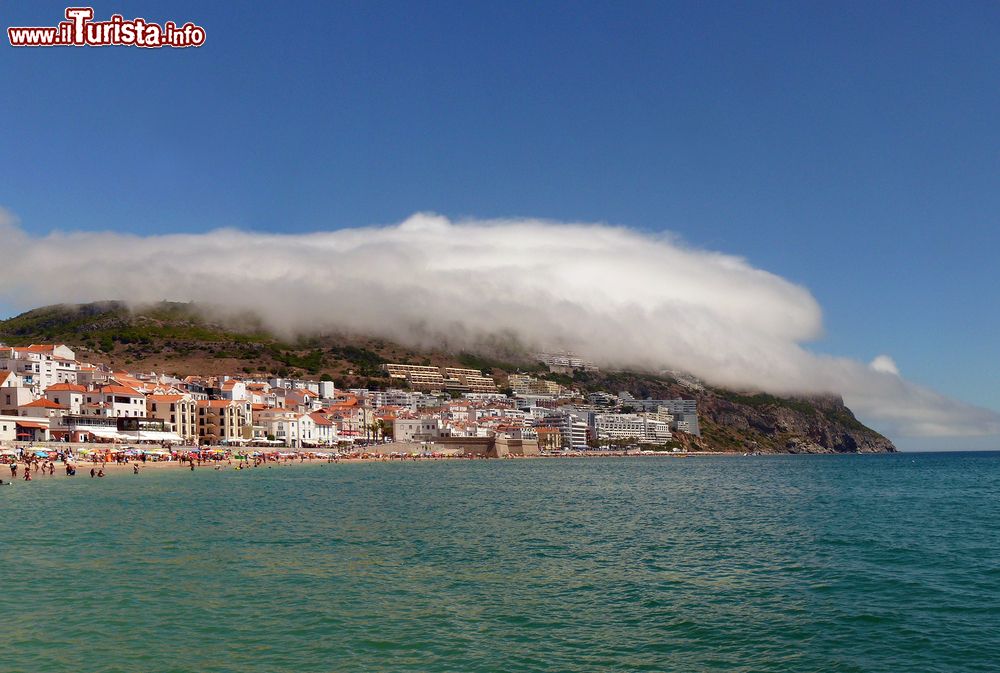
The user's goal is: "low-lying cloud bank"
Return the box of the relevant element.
[1,209,998,441]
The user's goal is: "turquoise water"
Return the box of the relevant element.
[2,453,999,672]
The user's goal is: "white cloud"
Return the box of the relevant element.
[1,209,998,441]
[870,354,900,376]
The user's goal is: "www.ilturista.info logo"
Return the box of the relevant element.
[8,7,206,48]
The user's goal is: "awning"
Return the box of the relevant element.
[16,422,47,430]
[86,428,122,439]
[137,431,184,442]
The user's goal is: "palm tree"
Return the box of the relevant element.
[375,418,390,442]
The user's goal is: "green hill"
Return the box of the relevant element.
[0,301,896,453]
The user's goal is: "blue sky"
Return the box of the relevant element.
[2,1,999,425]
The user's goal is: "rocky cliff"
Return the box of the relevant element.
[586,372,896,453]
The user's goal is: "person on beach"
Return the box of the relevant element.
[133,464,140,475]
[97,468,104,478]
[90,467,96,478]
[24,468,31,481]
[10,462,17,478]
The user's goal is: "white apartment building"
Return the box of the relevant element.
[591,413,672,443]
[539,412,589,450]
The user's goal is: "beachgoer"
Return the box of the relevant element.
[10,462,16,477]
[90,468,96,478]
[97,468,104,478]
[133,464,139,475]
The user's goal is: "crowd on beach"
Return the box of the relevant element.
[0,444,497,486]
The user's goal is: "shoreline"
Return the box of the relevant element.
[0,449,901,485]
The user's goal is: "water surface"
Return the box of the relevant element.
[2,453,999,672]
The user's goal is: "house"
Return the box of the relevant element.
[0,413,49,442]
[17,397,68,442]
[536,426,562,451]
[44,382,86,414]
[393,417,444,443]
[220,379,248,401]
[148,394,198,442]
[254,407,301,447]
[281,388,323,413]
[297,413,317,447]
[309,412,338,446]
[85,385,147,417]
[196,399,253,445]
[0,371,33,414]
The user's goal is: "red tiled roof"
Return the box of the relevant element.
[99,385,144,396]
[197,399,246,409]
[148,394,185,403]
[46,383,86,392]
[24,398,64,409]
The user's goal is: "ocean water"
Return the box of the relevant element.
[2,453,999,673]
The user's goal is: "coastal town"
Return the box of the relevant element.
[0,343,699,464]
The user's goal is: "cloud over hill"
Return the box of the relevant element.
[1,208,997,439]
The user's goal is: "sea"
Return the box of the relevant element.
[2,453,999,673]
